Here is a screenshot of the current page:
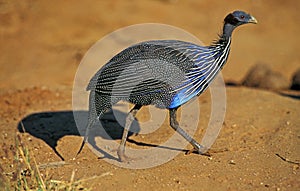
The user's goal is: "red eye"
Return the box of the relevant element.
[240,15,245,19]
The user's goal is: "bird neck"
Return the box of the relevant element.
[221,23,236,41]
[210,23,234,48]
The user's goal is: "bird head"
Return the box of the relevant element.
[224,10,258,27]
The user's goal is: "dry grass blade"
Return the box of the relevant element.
[10,133,91,191]
[275,153,300,165]
[38,161,67,169]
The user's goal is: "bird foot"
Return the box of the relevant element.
[185,148,212,157]
[117,151,128,162]
[185,143,211,156]
[116,147,136,163]
[186,147,228,156]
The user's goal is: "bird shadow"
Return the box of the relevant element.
[225,81,300,100]
[225,81,241,87]
[17,109,188,161]
[17,110,139,161]
[278,92,300,100]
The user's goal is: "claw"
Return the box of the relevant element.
[76,138,86,157]
[186,143,211,157]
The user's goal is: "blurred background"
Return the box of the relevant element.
[0,0,299,90]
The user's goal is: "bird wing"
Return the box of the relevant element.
[87,40,217,108]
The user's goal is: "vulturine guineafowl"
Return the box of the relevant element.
[77,10,257,162]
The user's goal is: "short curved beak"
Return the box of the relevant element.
[248,16,258,24]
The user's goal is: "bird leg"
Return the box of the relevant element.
[117,104,142,162]
[76,118,95,157]
[169,108,205,154]
[76,90,99,157]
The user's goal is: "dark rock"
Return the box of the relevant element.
[242,64,271,87]
[259,71,290,90]
[291,68,300,90]
[242,63,290,90]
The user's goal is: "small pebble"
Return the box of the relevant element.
[229,160,236,165]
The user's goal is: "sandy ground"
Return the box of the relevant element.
[0,0,299,190]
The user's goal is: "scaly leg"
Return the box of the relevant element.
[76,119,94,156]
[117,104,142,162]
[169,108,205,154]
[76,90,111,157]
